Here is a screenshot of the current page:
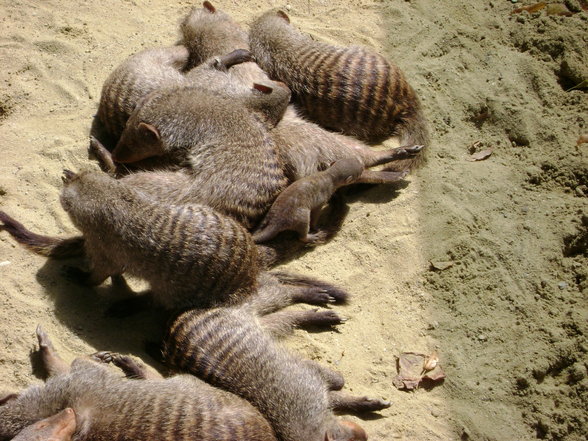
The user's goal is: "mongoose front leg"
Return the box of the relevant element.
[259,309,346,338]
[89,136,118,176]
[354,170,408,185]
[92,351,163,380]
[328,391,391,413]
[36,325,70,377]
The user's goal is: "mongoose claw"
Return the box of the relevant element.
[359,397,392,411]
[92,351,115,364]
[313,310,346,326]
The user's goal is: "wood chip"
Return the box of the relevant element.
[430,260,454,271]
[468,148,493,161]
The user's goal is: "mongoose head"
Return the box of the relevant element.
[251,81,291,128]
[326,420,368,441]
[60,170,121,230]
[180,1,249,68]
[11,408,77,441]
[113,120,163,164]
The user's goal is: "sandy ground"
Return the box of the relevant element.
[0,0,587,440]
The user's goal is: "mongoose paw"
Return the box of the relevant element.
[310,310,347,327]
[297,287,348,305]
[36,325,53,349]
[61,266,92,286]
[302,231,329,246]
[91,351,115,364]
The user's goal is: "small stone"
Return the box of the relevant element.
[558,282,568,290]
[477,334,487,341]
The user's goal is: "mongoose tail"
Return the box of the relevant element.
[0,211,84,258]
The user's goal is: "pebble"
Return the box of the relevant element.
[557,281,568,290]
[0,261,11,267]
[478,334,487,341]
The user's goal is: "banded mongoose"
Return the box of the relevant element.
[0,326,277,441]
[111,83,290,228]
[92,46,189,150]
[91,44,254,152]
[180,2,425,176]
[249,10,430,152]
[163,287,390,441]
[1,170,260,310]
[1,200,352,310]
[11,409,76,441]
[253,158,365,244]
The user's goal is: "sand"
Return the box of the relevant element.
[0,0,586,440]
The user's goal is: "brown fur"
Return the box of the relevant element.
[250,10,430,167]
[163,282,390,441]
[0,327,277,441]
[11,409,76,441]
[181,3,424,176]
[92,46,190,150]
[63,170,259,309]
[112,84,290,228]
[180,1,250,70]
[253,158,364,244]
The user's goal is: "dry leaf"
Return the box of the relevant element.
[468,148,493,162]
[545,3,573,16]
[423,351,439,372]
[394,352,446,391]
[430,260,454,271]
[511,2,547,14]
[577,134,588,146]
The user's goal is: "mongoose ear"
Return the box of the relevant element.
[0,393,19,406]
[277,10,290,23]
[253,83,273,94]
[138,122,161,141]
[203,1,216,13]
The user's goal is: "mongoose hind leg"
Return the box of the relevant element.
[36,325,70,377]
[247,272,349,315]
[259,309,346,338]
[328,391,391,413]
[304,360,345,391]
[354,169,409,185]
[92,351,163,380]
[365,144,424,168]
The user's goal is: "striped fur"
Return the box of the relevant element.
[0,333,277,441]
[181,5,425,177]
[250,10,430,168]
[163,307,335,441]
[113,86,290,229]
[162,299,375,441]
[60,170,260,309]
[92,46,190,150]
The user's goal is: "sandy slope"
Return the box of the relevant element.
[0,1,586,440]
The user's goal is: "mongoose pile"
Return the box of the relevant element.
[1,2,432,439]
